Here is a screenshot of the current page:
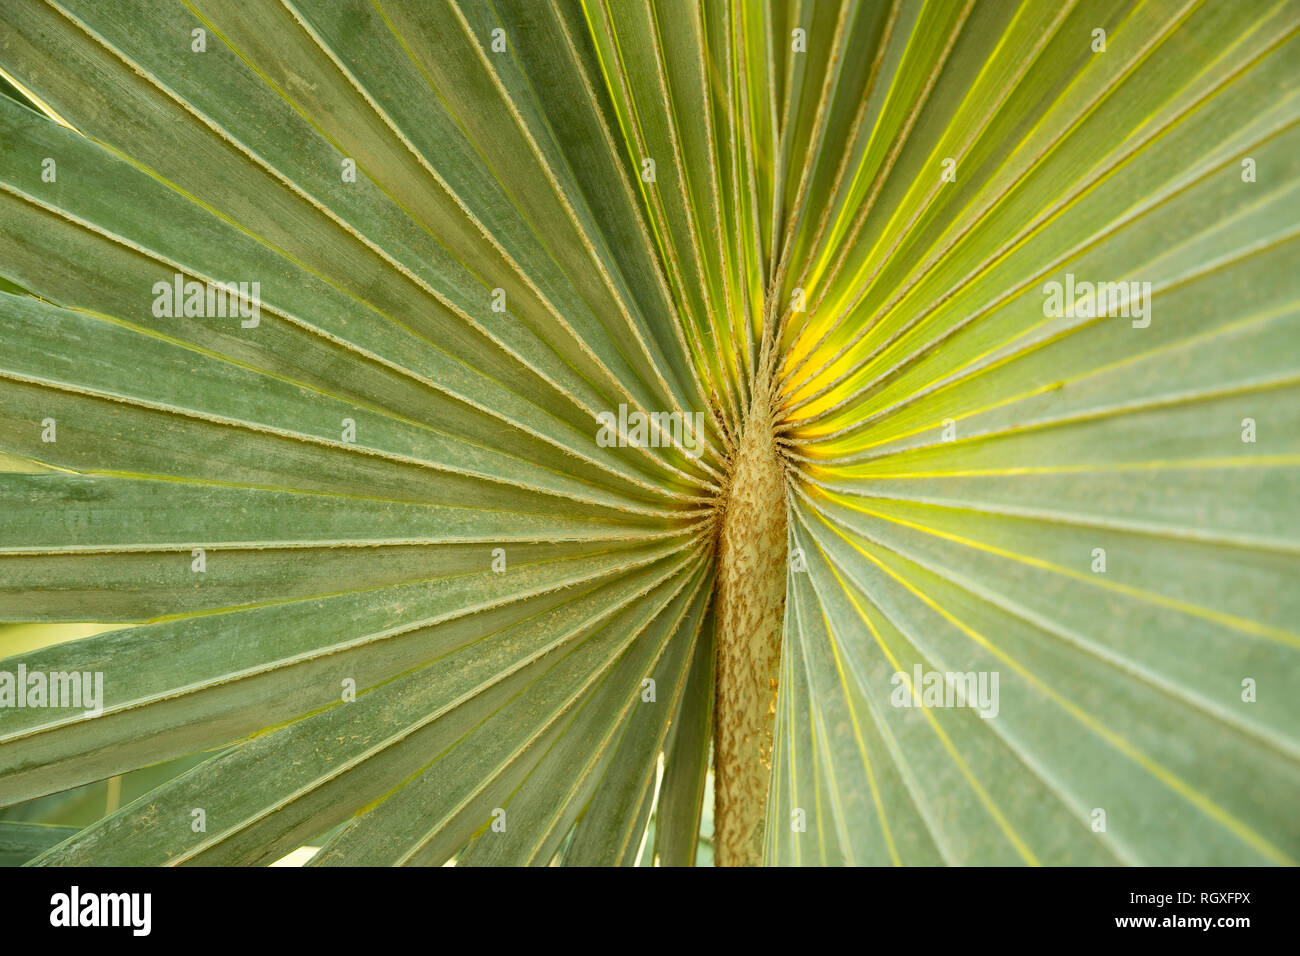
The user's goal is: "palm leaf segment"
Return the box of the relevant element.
[0,0,1297,866]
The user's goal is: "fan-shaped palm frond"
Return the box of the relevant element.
[0,0,1296,866]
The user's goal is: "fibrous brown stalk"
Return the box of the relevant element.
[713,377,787,867]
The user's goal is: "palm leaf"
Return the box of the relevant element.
[0,0,1296,866]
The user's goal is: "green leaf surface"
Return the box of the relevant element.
[1,0,1296,866]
